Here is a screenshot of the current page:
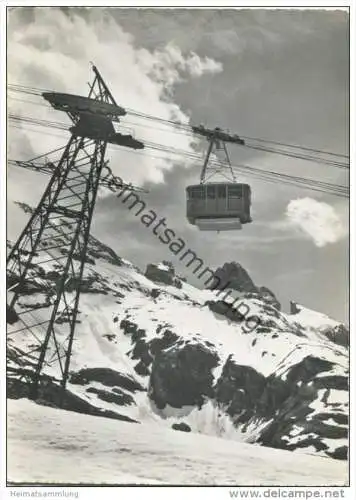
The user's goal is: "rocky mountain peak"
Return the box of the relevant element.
[208,261,281,311]
[207,261,257,293]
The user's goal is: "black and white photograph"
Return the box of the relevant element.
[1,2,353,495]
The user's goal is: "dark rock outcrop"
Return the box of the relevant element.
[215,356,267,424]
[145,261,184,290]
[7,377,138,424]
[322,324,349,348]
[145,263,175,286]
[206,300,248,323]
[172,422,191,432]
[207,262,281,311]
[147,343,348,459]
[256,356,349,457]
[149,343,219,410]
[86,386,135,406]
[173,277,183,289]
[151,288,161,299]
[69,367,144,393]
[258,286,281,311]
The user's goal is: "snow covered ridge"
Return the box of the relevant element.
[7,205,349,468]
[289,302,349,348]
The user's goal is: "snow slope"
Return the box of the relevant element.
[7,202,349,486]
[288,304,340,330]
[7,399,348,486]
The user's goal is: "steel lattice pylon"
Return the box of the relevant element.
[7,66,126,402]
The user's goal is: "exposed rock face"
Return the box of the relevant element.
[208,261,257,293]
[7,376,138,424]
[148,343,348,460]
[150,288,161,299]
[257,356,349,460]
[149,343,219,410]
[215,356,269,424]
[172,422,191,432]
[207,262,281,311]
[321,325,349,348]
[145,263,175,286]
[173,277,183,289]
[145,261,184,289]
[258,286,281,311]
[70,367,145,393]
[206,300,248,323]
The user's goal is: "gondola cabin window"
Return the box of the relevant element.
[228,185,243,198]
[190,186,204,199]
[207,185,216,199]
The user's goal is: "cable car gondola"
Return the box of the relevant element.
[186,126,252,231]
[186,182,251,231]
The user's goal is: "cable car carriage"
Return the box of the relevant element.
[186,127,252,231]
[186,182,251,231]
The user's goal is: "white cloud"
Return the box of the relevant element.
[285,197,347,247]
[7,8,223,188]
[137,43,222,90]
[184,51,223,78]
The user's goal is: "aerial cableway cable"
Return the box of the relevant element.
[8,113,349,199]
[8,113,349,197]
[236,133,349,159]
[240,143,348,169]
[136,139,349,197]
[7,84,349,167]
[125,114,350,169]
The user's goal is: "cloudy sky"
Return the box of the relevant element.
[7,7,350,322]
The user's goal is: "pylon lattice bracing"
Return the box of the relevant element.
[7,67,121,402]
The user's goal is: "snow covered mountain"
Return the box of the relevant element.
[7,202,349,476]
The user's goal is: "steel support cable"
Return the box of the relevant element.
[8,83,51,94]
[229,162,348,191]
[9,107,349,170]
[8,94,194,140]
[243,143,348,169]
[7,84,194,132]
[228,162,348,190]
[8,110,350,172]
[8,86,349,161]
[239,134,349,159]
[229,166,348,197]
[135,117,349,166]
[115,107,351,161]
[8,126,348,197]
[9,141,348,199]
[9,120,343,194]
[8,116,348,197]
[144,141,349,194]
[133,136,349,171]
